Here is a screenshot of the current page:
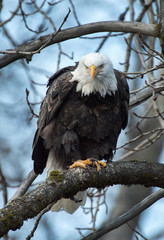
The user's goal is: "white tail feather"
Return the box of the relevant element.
[46,150,87,214]
[51,191,87,214]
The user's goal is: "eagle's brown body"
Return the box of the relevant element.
[32,66,129,175]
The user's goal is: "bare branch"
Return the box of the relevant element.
[127,223,149,240]
[0,21,157,69]
[19,2,47,34]
[159,0,164,55]
[138,33,163,59]
[95,5,129,52]
[124,0,156,72]
[0,0,23,27]
[118,129,164,161]
[9,170,37,202]
[25,89,39,119]
[69,0,81,26]
[117,127,163,150]
[129,81,164,109]
[83,189,164,240]
[26,203,54,240]
[125,63,164,79]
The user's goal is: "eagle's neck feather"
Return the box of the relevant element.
[70,69,118,97]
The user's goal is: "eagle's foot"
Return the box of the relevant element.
[69,159,93,170]
[93,159,106,172]
[69,158,106,172]
[87,158,106,172]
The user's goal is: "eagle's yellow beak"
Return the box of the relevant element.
[90,65,98,80]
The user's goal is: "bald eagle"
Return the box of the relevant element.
[32,52,129,213]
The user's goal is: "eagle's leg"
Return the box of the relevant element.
[69,158,106,172]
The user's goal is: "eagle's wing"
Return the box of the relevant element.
[32,65,76,174]
[114,69,129,130]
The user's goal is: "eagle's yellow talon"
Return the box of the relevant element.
[69,158,106,172]
[98,160,106,167]
[69,159,92,169]
[94,160,106,172]
[94,161,100,172]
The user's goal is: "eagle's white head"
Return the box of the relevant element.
[70,52,118,97]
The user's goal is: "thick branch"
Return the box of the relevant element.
[0,21,157,68]
[129,84,164,109]
[0,160,164,237]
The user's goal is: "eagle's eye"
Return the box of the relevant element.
[99,64,104,68]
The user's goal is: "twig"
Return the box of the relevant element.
[138,33,163,59]
[124,62,163,80]
[83,189,164,240]
[125,102,152,135]
[129,78,163,93]
[24,8,71,56]
[69,0,81,25]
[0,0,23,27]
[26,203,54,240]
[118,129,164,161]
[25,88,39,119]
[0,8,71,59]
[133,110,164,120]
[86,189,103,232]
[124,0,155,72]
[95,5,129,53]
[124,37,149,57]
[117,127,163,150]
[20,3,47,34]
[127,223,149,240]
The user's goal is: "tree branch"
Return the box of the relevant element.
[129,81,164,109]
[159,0,164,55]
[9,170,37,202]
[83,189,164,240]
[0,21,158,68]
[0,160,164,237]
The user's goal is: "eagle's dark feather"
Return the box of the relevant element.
[32,64,129,174]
